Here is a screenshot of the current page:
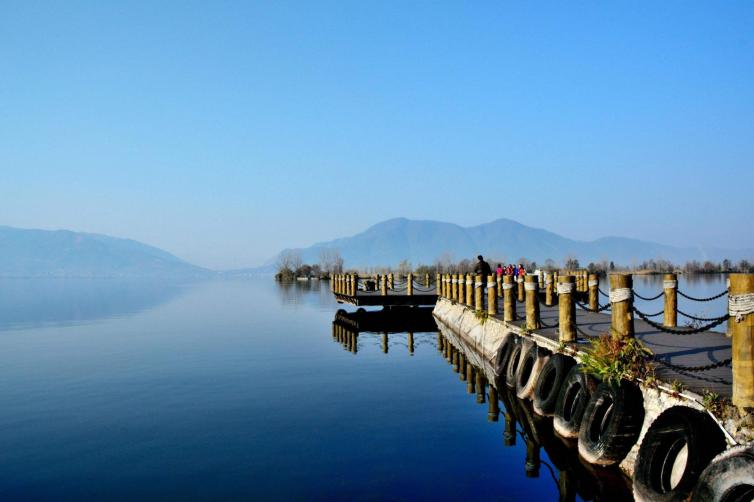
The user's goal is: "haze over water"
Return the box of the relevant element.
[0,276,731,499]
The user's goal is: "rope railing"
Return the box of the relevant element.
[678,289,728,302]
[633,307,729,334]
[633,290,664,301]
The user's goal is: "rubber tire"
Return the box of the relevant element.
[553,365,598,438]
[578,380,645,466]
[633,406,726,502]
[691,445,754,502]
[505,341,524,389]
[495,334,518,379]
[516,343,550,401]
[533,353,576,416]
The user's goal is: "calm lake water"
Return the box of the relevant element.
[0,275,731,499]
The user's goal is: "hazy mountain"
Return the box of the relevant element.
[281,218,753,268]
[0,226,211,277]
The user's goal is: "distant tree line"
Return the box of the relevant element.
[275,248,344,281]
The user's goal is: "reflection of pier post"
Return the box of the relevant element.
[382,332,388,354]
[466,364,475,393]
[437,333,443,352]
[476,372,486,404]
[487,386,499,422]
[408,332,414,355]
[459,354,467,380]
[503,410,517,446]
[453,349,460,372]
[558,469,576,502]
[525,438,541,478]
[351,332,358,354]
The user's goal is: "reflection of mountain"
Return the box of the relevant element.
[0,278,189,330]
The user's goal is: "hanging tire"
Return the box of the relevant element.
[516,343,550,401]
[533,353,576,416]
[691,445,754,502]
[505,341,524,389]
[633,406,726,502]
[553,365,598,438]
[578,380,645,466]
[495,333,518,379]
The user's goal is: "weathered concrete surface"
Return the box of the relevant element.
[432,297,746,481]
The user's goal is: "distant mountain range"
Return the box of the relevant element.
[0,226,210,277]
[278,218,753,269]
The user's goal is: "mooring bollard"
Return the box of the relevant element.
[557,275,576,342]
[730,273,754,409]
[381,274,388,296]
[436,273,441,297]
[487,386,499,422]
[545,272,554,306]
[663,273,677,327]
[352,273,358,296]
[487,274,498,315]
[609,273,635,338]
[452,273,458,302]
[525,275,540,329]
[475,274,483,312]
[553,271,559,295]
[389,273,394,290]
[497,274,503,299]
[588,273,599,311]
[466,273,474,307]
[503,275,516,321]
[425,273,430,288]
[441,274,447,297]
[407,273,413,296]
[517,274,525,303]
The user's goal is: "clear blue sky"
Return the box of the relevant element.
[2,1,753,269]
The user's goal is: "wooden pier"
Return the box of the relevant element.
[331,272,438,306]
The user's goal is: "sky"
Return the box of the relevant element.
[2,1,753,270]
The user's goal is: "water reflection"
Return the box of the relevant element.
[0,277,189,331]
[333,304,634,500]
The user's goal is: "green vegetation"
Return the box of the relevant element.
[580,335,654,385]
[702,390,728,417]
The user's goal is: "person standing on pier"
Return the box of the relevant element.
[474,255,492,277]
[496,263,503,277]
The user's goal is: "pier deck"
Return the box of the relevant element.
[499,301,732,397]
[334,287,438,307]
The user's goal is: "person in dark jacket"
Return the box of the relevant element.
[474,255,492,277]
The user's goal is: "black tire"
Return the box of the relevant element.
[691,445,754,502]
[495,334,518,379]
[633,406,726,502]
[505,342,524,389]
[578,380,645,466]
[516,343,550,401]
[533,353,576,416]
[553,365,598,438]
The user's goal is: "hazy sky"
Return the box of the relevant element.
[2,1,753,269]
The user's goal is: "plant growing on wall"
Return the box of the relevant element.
[580,335,654,385]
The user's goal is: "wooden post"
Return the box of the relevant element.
[609,273,635,338]
[436,273,441,297]
[466,274,474,307]
[381,274,388,296]
[487,274,498,315]
[588,273,599,311]
[441,274,446,297]
[425,273,430,288]
[503,275,516,321]
[352,273,358,296]
[475,274,483,312]
[545,272,554,306]
[445,273,450,298]
[731,274,754,409]
[517,274,525,303]
[451,273,458,302]
[407,272,413,296]
[389,273,394,290]
[558,275,576,343]
[458,274,466,305]
[525,275,540,329]
[663,273,677,327]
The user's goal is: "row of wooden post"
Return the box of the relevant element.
[437,271,754,409]
[330,272,432,296]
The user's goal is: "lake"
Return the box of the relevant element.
[0,275,731,499]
